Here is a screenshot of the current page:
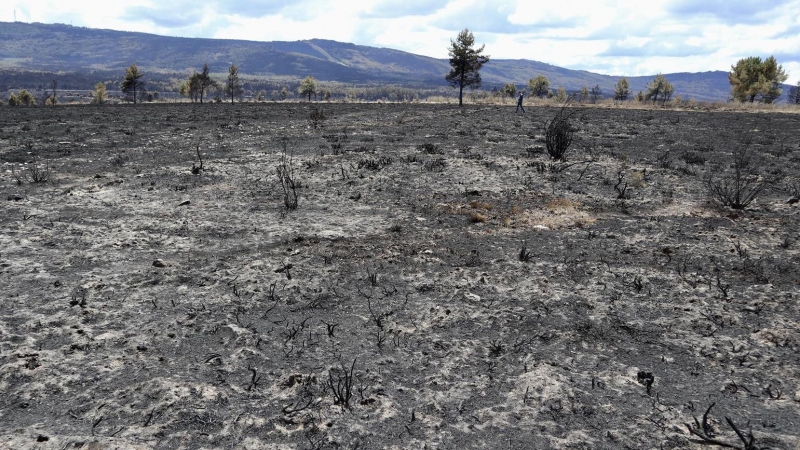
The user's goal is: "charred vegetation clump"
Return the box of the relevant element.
[276,139,300,210]
[704,130,772,210]
[544,96,578,161]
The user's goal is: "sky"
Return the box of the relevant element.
[6,0,800,80]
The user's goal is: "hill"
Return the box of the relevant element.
[1,21,738,101]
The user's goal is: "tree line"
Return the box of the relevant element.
[4,32,798,107]
[446,28,796,106]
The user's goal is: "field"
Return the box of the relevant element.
[1,102,799,449]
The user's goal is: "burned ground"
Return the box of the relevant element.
[1,102,799,449]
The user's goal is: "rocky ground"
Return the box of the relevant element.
[1,102,799,449]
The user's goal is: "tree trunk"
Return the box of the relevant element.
[458,70,465,106]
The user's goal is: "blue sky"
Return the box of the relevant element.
[7,0,800,80]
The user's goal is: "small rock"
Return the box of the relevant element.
[152,259,167,268]
[178,200,191,206]
[464,292,481,302]
[136,345,147,352]
[7,194,23,201]
[36,435,49,442]
[787,197,799,205]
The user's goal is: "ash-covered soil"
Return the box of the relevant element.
[1,102,799,449]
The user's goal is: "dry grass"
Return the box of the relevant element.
[521,209,596,230]
[470,200,494,210]
[500,205,522,227]
[470,212,489,223]
[509,198,597,229]
[546,197,581,211]
[631,170,646,188]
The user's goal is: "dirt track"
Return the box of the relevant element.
[1,102,799,449]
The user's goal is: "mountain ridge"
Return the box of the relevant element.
[1,21,736,101]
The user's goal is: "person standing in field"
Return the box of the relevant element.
[516,91,525,113]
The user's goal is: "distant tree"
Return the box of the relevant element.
[257,90,266,102]
[280,86,288,101]
[22,90,36,105]
[590,84,602,103]
[580,86,589,103]
[196,63,217,104]
[613,77,630,103]
[138,86,150,103]
[729,56,788,103]
[188,73,202,102]
[502,83,517,98]
[225,64,243,104]
[555,86,567,102]
[91,82,107,104]
[299,76,317,101]
[528,75,549,98]
[11,89,36,106]
[120,63,145,104]
[445,28,490,106]
[788,80,800,104]
[645,74,674,104]
[46,79,58,106]
[323,90,331,101]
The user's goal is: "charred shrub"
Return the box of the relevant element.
[704,132,770,210]
[327,359,356,410]
[323,127,348,155]
[424,158,447,172]
[308,107,326,129]
[111,152,130,167]
[14,158,53,184]
[417,143,442,154]
[544,100,578,161]
[680,151,706,165]
[357,156,392,171]
[276,141,300,210]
